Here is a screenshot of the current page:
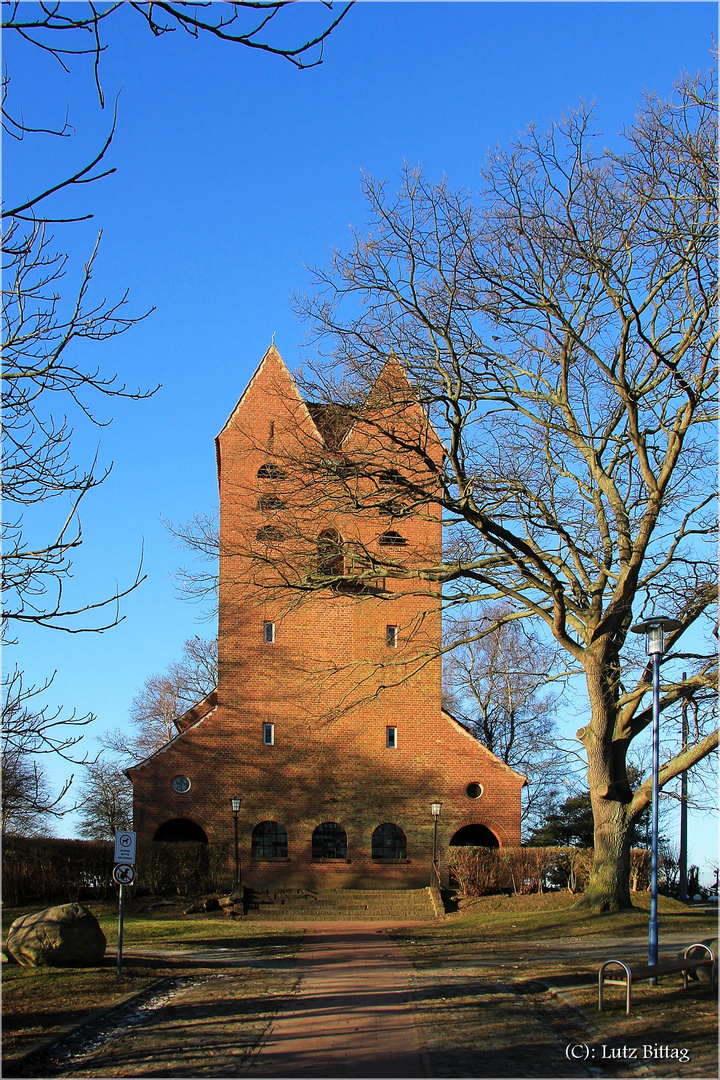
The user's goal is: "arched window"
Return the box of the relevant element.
[153,819,208,843]
[256,525,284,543]
[317,528,344,576]
[449,824,499,848]
[372,823,407,860]
[312,822,347,859]
[257,463,286,480]
[378,530,407,547]
[257,495,285,511]
[252,821,288,858]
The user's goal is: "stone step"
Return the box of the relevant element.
[243,886,439,921]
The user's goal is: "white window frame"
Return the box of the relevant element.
[263,621,275,643]
[263,723,275,746]
[386,726,397,749]
[386,624,398,648]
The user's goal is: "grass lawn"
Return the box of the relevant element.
[392,890,717,955]
[3,898,305,949]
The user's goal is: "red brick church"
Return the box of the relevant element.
[129,345,525,889]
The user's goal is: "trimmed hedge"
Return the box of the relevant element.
[447,846,652,896]
[2,836,231,905]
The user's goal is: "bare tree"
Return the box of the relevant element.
[76,757,133,840]
[1,667,94,835]
[3,3,353,635]
[2,1,351,806]
[176,70,717,912]
[443,605,567,832]
[3,3,354,99]
[1,91,157,637]
[105,636,218,761]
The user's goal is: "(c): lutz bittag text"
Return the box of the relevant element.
[566,1043,690,1063]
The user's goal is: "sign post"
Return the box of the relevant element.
[117,882,125,976]
[113,831,136,977]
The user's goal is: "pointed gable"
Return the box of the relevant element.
[215,344,323,483]
[342,354,443,465]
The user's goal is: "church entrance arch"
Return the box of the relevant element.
[449,824,499,848]
[153,818,208,843]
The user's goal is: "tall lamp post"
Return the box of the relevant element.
[630,616,680,971]
[430,801,442,869]
[230,797,242,896]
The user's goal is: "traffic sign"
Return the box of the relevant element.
[114,830,136,864]
[113,863,136,886]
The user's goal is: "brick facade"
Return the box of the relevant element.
[129,345,525,889]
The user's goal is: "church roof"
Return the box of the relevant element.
[173,690,218,733]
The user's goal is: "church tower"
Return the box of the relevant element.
[130,345,525,889]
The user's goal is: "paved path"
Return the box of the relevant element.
[242,926,432,1077]
[48,924,432,1079]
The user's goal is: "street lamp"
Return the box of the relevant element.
[430,801,442,866]
[630,615,680,971]
[230,797,242,896]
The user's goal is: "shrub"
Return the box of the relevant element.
[447,846,652,897]
[2,836,230,904]
[2,836,115,905]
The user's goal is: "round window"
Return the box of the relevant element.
[466,782,483,799]
[171,775,191,794]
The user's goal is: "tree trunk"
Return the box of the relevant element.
[578,792,634,911]
[576,652,635,912]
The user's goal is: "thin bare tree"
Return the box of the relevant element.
[443,605,566,832]
[76,757,133,840]
[1,667,94,835]
[3,2,354,103]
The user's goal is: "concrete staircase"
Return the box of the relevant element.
[243,886,442,921]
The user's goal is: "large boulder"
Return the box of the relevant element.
[6,903,106,967]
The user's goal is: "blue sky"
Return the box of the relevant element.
[5,2,717,877]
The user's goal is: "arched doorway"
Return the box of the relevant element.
[449,824,499,848]
[153,818,208,843]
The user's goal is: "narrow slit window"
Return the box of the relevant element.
[386,726,397,749]
[386,625,398,648]
[263,723,275,746]
[263,621,275,643]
